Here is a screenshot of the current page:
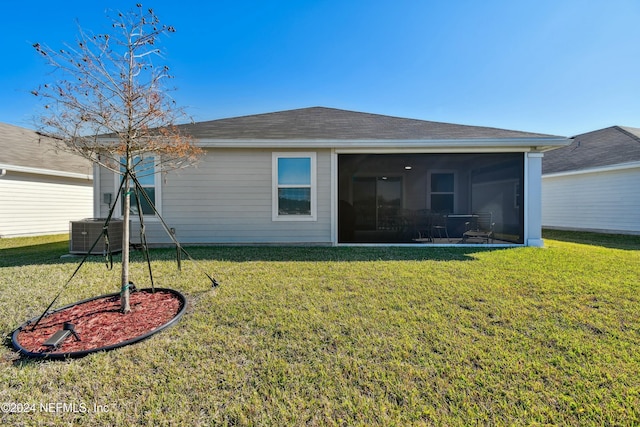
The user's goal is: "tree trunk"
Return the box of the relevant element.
[121,158,131,314]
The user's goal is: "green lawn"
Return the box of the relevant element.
[1,232,639,426]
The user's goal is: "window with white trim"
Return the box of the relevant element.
[117,155,160,217]
[272,152,316,221]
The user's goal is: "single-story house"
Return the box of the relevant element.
[94,107,570,246]
[0,122,93,238]
[542,126,640,235]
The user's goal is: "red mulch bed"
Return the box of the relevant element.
[15,290,182,356]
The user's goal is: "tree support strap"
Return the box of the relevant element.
[129,172,219,287]
[30,168,219,333]
[133,182,155,292]
[103,226,113,270]
[30,174,127,331]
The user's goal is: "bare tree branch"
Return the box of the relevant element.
[31,4,202,313]
[31,4,202,173]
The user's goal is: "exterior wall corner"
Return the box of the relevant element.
[525,152,544,246]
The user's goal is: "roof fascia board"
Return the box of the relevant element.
[543,161,640,178]
[195,137,570,150]
[335,147,531,154]
[0,163,93,180]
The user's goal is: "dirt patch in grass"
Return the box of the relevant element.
[14,290,182,355]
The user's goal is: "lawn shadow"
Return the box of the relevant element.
[1,240,518,267]
[0,241,110,268]
[160,245,511,263]
[543,229,640,251]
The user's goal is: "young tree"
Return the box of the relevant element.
[31,4,202,313]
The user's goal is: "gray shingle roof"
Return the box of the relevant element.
[0,122,92,176]
[177,107,559,140]
[542,126,640,174]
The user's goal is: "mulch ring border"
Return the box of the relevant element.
[11,288,186,360]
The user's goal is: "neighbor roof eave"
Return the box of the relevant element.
[543,160,640,178]
[0,162,93,180]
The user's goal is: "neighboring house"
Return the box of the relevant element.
[95,107,569,246]
[0,123,93,238]
[542,126,640,235]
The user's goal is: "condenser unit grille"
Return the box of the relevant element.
[69,219,124,255]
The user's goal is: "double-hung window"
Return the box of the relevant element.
[429,171,455,213]
[118,155,160,217]
[272,152,316,221]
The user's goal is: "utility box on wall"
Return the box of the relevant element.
[69,219,124,255]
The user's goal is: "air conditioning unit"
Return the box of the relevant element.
[69,219,124,255]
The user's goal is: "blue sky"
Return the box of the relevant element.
[2,0,639,136]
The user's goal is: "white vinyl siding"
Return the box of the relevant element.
[0,172,93,237]
[542,165,640,234]
[97,148,332,244]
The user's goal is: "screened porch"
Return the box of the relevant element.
[337,153,524,244]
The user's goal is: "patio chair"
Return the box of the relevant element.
[430,212,450,242]
[412,209,432,242]
[462,212,495,243]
